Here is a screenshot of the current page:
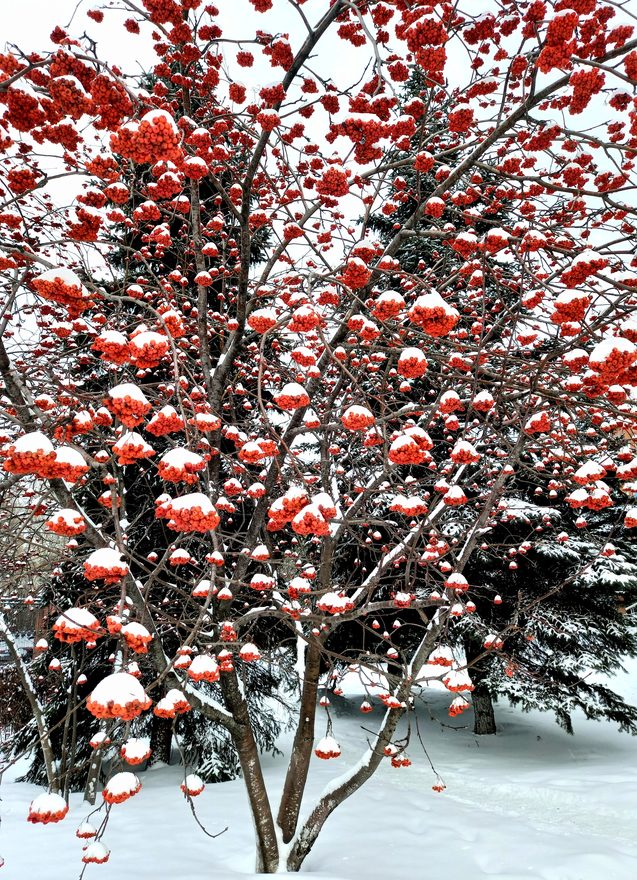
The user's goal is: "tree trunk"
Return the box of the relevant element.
[149,713,173,765]
[462,634,498,736]
[234,727,280,874]
[221,671,280,873]
[83,750,102,805]
[285,612,448,872]
[472,681,497,735]
[277,638,321,843]
[0,613,58,791]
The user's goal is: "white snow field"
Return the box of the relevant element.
[2,661,637,880]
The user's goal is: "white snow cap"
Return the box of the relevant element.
[97,330,128,345]
[90,731,109,746]
[376,289,405,306]
[159,448,204,468]
[13,431,54,454]
[28,792,68,818]
[485,226,509,241]
[555,289,587,306]
[412,290,458,314]
[82,842,110,862]
[570,247,604,267]
[473,390,494,408]
[154,404,180,419]
[129,330,167,349]
[315,735,341,756]
[85,547,127,568]
[428,645,455,665]
[278,382,307,397]
[141,108,179,131]
[182,773,204,793]
[104,771,140,797]
[162,688,189,708]
[36,267,85,290]
[399,347,427,362]
[451,440,479,459]
[590,337,635,368]
[121,621,152,640]
[54,607,99,630]
[76,821,97,838]
[342,404,374,420]
[563,348,588,365]
[168,492,215,513]
[113,432,153,452]
[90,672,148,707]
[189,654,219,676]
[108,382,150,403]
[55,446,87,466]
[251,306,277,321]
[122,738,151,762]
[573,460,606,483]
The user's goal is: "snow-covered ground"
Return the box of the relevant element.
[2,662,637,880]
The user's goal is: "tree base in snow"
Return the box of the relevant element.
[472,684,497,736]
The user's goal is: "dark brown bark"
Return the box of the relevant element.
[285,613,447,872]
[149,713,173,765]
[277,639,322,843]
[462,635,497,736]
[472,681,497,736]
[221,671,279,873]
[285,702,405,873]
[62,661,79,800]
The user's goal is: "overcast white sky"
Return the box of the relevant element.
[0,1,138,58]
[1,1,628,217]
[0,0,364,95]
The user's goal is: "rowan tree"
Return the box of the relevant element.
[1,0,637,874]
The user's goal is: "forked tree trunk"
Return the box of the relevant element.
[472,680,497,736]
[282,613,449,872]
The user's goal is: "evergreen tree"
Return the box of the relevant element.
[337,74,637,736]
[6,66,295,792]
